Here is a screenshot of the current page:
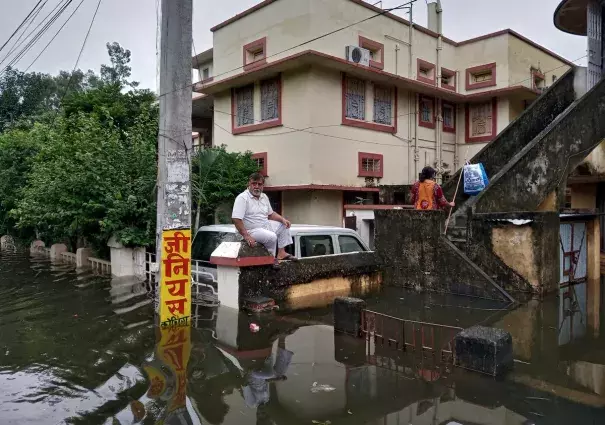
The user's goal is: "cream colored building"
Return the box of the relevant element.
[192,0,573,227]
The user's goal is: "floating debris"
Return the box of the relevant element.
[310,382,336,393]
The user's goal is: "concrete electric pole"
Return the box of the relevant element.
[156,0,193,314]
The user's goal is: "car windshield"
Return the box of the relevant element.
[191,231,242,262]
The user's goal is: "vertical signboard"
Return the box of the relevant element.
[160,229,192,326]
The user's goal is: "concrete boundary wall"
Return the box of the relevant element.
[374,209,514,302]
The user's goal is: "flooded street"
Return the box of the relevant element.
[1,250,604,424]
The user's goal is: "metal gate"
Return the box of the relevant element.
[558,221,588,345]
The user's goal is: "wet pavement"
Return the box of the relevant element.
[1,249,604,424]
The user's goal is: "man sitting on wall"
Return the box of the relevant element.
[232,172,298,268]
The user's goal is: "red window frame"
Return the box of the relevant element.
[441,67,456,91]
[252,152,268,177]
[341,74,397,133]
[358,36,384,70]
[243,37,267,71]
[465,98,498,143]
[231,76,283,135]
[417,59,436,85]
[358,152,384,178]
[442,101,456,133]
[418,95,436,129]
[465,62,497,90]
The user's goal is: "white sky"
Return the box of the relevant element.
[0,0,588,90]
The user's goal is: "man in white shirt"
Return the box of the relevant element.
[232,173,297,266]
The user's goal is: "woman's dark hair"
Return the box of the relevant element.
[419,166,436,182]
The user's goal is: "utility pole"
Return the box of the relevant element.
[156,0,193,318]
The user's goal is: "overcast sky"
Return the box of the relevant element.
[0,0,588,90]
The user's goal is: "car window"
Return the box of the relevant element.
[338,235,366,253]
[191,231,241,262]
[300,235,334,258]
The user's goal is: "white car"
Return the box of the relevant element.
[191,224,370,287]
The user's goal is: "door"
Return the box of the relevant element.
[558,221,589,345]
[344,216,357,231]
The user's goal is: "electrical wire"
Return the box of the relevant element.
[2,1,49,65]
[24,0,87,73]
[0,0,75,75]
[0,0,45,54]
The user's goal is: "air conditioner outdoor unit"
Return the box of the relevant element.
[345,45,370,66]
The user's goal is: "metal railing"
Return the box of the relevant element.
[361,310,462,362]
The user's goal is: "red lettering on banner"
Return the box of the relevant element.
[165,279,188,297]
[164,232,191,254]
[165,298,187,315]
[162,253,189,277]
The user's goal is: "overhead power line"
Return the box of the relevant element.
[0,0,45,54]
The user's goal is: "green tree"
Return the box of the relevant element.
[100,42,138,88]
[191,146,260,230]
[0,128,42,238]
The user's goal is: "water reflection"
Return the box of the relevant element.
[1,250,605,424]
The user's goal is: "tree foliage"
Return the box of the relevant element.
[191,146,260,229]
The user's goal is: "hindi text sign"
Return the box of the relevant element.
[160,230,191,325]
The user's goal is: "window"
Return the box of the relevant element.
[202,68,210,80]
[339,235,365,254]
[359,36,384,69]
[300,235,334,258]
[252,152,268,176]
[373,86,393,125]
[442,101,456,133]
[466,63,497,90]
[417,59,436,85]
[441,67,456,91]
[465,98,497,143]
[419,96,435,129]
[344,76,366,120]
[342,75,396,132]
[231,76,282,135]
[358,152,383,178]
[192,231,241,265]
[234,84,254,127]
[564,187,572,209]
[243,37,267,71]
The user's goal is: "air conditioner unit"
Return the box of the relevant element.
[345,45,370,66]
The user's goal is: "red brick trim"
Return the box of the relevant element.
[466,62,497,90]
[243,37,267,72]
[441,67,456,91]
[532,69,545,90]
[210,255,276,267]
[200,76,214,84]
[417,59,436,85]
[231,76,282,135]
[252,152,268,176]
[442,100,456,133]
[358,152,384,178]
[263,184,380,192]
[341,74,397,133]
[358,35,384,70]
[418,95,436,129]
[465,97,498,143]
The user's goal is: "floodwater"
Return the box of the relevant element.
[1,250,605,425]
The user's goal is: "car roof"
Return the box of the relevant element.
[197,224,360,235]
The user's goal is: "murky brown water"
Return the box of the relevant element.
[1,249,604,424]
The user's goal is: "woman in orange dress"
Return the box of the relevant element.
[411,166,455,210]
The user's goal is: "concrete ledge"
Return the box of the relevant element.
[239,252,382,307]
[210,242,275,267]
[454,325,513,377]
[333,296,366,337]
[30,240,45,254]
[0,235,15,250]
[76,248,93,268]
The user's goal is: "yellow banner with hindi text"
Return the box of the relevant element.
[160,229,192,326]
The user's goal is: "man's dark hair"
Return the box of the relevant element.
[249,172,265,182]
[419,166,436,183]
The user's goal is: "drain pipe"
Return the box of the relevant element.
[433,0,444,179]
[409,3,419,180]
